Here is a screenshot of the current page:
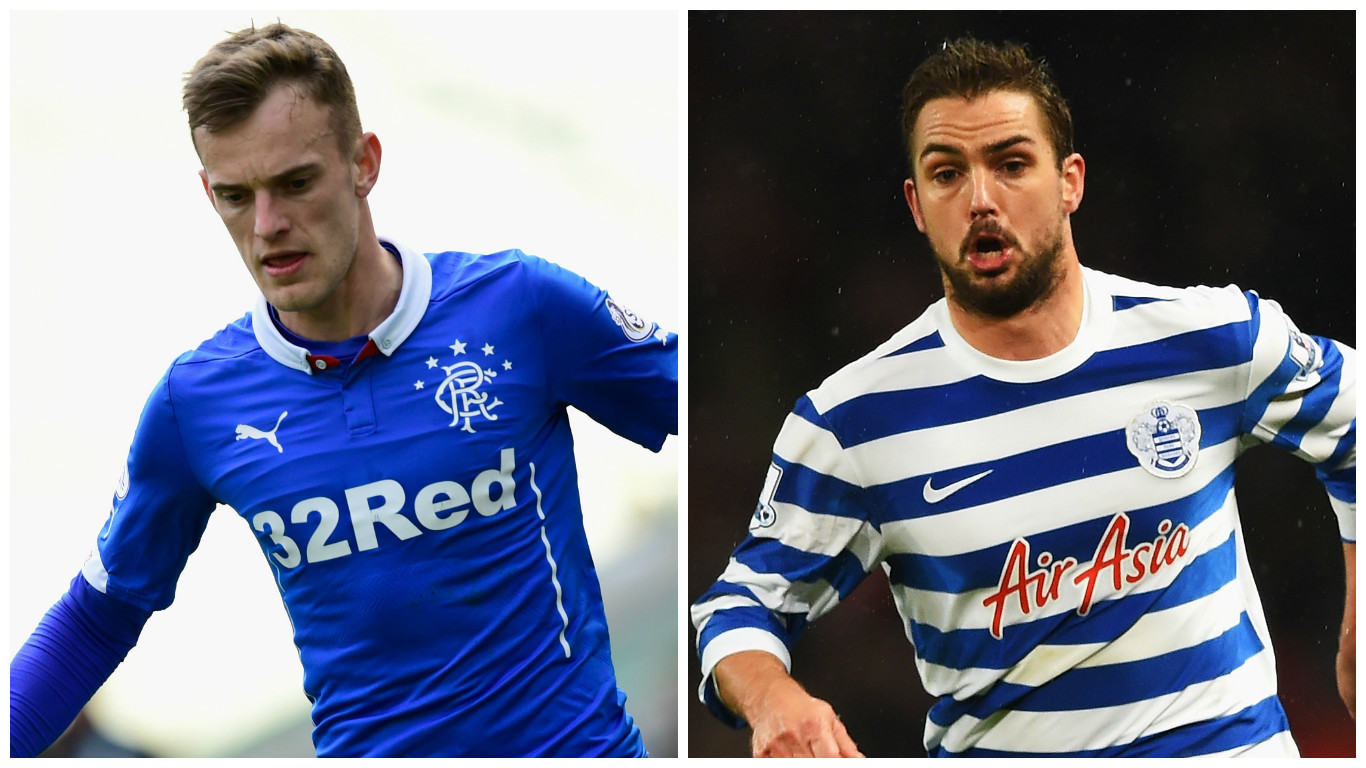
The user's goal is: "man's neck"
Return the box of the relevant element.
[945,258,1085,362]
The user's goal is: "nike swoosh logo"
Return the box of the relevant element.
[922,469,993,504]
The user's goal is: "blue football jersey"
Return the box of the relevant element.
[83,240,677,757]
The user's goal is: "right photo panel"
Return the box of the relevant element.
[687,10,1355,758]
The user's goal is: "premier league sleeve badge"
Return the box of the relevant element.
[1126,400,1202,479]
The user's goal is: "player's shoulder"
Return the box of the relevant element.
[170,312,258,369]
[804,302,945,417]
[424,247,572,301]
[163,305,338,392]
[425,248,516,298]
[130,312,260,407]
[1090,267,1255,323]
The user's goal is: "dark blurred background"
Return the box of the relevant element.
[688,10,1355,758]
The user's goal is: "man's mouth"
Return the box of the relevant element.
[965,231,1012,274]
[261,251,307,277]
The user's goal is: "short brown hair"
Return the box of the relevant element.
[183,22,362,157]
[901,38,1074,173]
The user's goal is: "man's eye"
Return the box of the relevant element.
[220,191,247,204]
[931,168,960,184]
[1001,160,1028,175]
[288,177,310,191]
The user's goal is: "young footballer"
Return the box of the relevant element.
[12,22,677,758]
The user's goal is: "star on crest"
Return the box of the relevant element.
[451,340,467,356]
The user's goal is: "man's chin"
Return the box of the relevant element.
[939,235,1065,319]
[260,284,323,314]
[944,267,1041,319]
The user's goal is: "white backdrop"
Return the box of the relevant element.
[9,10,680,757]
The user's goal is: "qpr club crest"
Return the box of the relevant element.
[1126,400,1201,479]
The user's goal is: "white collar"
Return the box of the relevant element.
[932,267,1114,384]
[252,238,433,374]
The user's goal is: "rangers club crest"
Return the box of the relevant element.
[1126,401,1201,479]
[414,338,510,433]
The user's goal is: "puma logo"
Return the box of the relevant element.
[236,411,288,453]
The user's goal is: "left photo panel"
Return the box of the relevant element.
[10,10,679,758]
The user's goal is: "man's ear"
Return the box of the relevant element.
[353,132,382,198]
[904,177,927,233]
[1061,152,1085,214]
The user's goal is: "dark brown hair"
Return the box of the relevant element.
[901,38,1074,173]
[183,22,362,157]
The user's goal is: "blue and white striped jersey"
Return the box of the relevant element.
[85,240,677,756]
[692,267,1354,757]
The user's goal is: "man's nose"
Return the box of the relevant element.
[254,193,290,240]
[969,170,999,218]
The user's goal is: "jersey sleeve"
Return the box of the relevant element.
[10,574,153,757]
[689,397,881,727]
[522,252,677,451]
[81,359,219,610]
[1239,290,1356,542]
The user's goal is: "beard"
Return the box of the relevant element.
[937,219,1065,319]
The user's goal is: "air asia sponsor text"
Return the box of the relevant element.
[981,513,1191,639]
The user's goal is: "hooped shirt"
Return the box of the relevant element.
[691,268,1354,757]
[84,239,677,757]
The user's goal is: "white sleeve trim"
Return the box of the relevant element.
[81,549,109,593]
[697,627,792,704]
[1329,493,1355,542]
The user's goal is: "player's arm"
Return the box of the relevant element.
[10,574,153,757]
[694,403,879,755]
[714,650,864,758]
[522,251,677,450]
[1338,541,1355,719]
[1238,292,1356,717]
[11,360,218,756]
